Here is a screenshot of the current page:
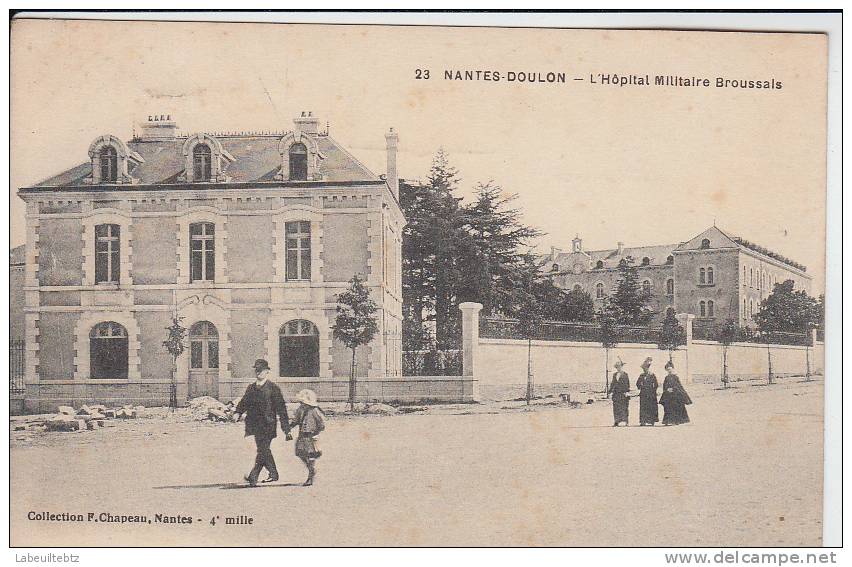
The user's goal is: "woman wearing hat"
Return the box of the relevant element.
[659,360,693,425]
[608,358,630,427]
[636,357,659,426]
[234,359,292,486]
[290,389,325,486]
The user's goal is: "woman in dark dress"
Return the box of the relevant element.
[636,357,659,426]
[608,358,630,427]
[659,361,692,425]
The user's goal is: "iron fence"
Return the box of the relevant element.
[479,317,662,345]
[693,324,813,347]
[402,349,463,376]
[10,340,25,395]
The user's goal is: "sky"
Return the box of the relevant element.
[10,19,827,292]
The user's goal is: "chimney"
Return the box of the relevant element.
[617,241,625,255]
[293,111,318,135]
[138,114,177,140]
[385,127,399,200]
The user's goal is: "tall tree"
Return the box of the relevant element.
[461,182,542,316]
[753,280,821,334]
[605,257,653,325]
[332,275,379,411]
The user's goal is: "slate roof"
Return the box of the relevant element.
[30,132,379,188]
[551,243,678,270]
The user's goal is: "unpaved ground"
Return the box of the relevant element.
[10,377,823,546]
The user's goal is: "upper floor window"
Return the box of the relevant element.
[750,268,754,288]
[743,265,747,287]
[99,146,118,182]
[700,238,711,249]
[699,268,706,284]
[641,257,650,266]
[699,266,714,285]
[699,300,707,317]
[551,264,560,272]
[289,143,308,181]
[193,144,212,182]
[89,321,128,379]
[595,282,605,299]
[285,221,311,280]
[190,222,215,282]
[707,267,714,285]
[95,224,120,284]
[595,260,604,269]
[641,279,652,295]
[707,300,715,317]
[666,278,674,296]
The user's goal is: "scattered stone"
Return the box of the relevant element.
[57,406,75,416]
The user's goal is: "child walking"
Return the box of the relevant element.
[290,389,325,486]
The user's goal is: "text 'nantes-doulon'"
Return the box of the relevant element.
[590,74,783,89]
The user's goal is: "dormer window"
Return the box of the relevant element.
[700,238,711,249]
[595,260,604,269]
[193,144,212,182]
[666,255,674,265]
[289,143,308,181]
[88,135,144,184]
[551,264,559,272]
[99,146,118,182]
[641,256,650,266]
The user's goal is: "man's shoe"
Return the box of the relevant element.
[261,474,279,483]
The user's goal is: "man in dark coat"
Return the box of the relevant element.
[234,359,292,486]
[608,358,630,426]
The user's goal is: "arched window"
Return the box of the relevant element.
[666,278,674,296]
[95,224,120,284]
[595,260,604,269]
[699,268,706,284]
[700,238,711,249]
[279,320,319,377]
[90,321,128,379]
[551,264,560,272]
[642,279,651,295]
[699,301,707,317]
[190,222,215,282]
[707,300,715,318]
[750,299,755,318]
[595,282,605,299]
[193,144,212,181]
[750,268,754,288]
[707,267,714,285]
[99,146,118,182]
[641,257,650,266]
[743,265,747,287]
[289,143,308,181]
[666,255,674,265]
[189,321,219,371]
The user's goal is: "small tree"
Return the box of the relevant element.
[657,310,686,363]
[516,290,543,405]
[717,318,738,388]
[163,316,187,411]
[333,275,379,411]
[597,307,619,397]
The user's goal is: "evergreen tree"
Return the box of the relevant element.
[462,182,541,316]
[605,257,653,325]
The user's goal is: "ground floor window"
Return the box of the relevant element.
[190,321,219,370]
[279,319,319,377]
[90,321,128,379]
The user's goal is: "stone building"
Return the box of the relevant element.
[544,226,812,328]
[15,113,405,412]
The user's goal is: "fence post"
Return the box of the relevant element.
[675,313,695,383]
[459,302,483,400]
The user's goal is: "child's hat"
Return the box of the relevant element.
[297,389,319,407]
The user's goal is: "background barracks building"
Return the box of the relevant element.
[14,113,405,412]
[544,226,811,328]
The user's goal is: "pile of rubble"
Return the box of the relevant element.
[187,396,240,422]
[13,404,144,433]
